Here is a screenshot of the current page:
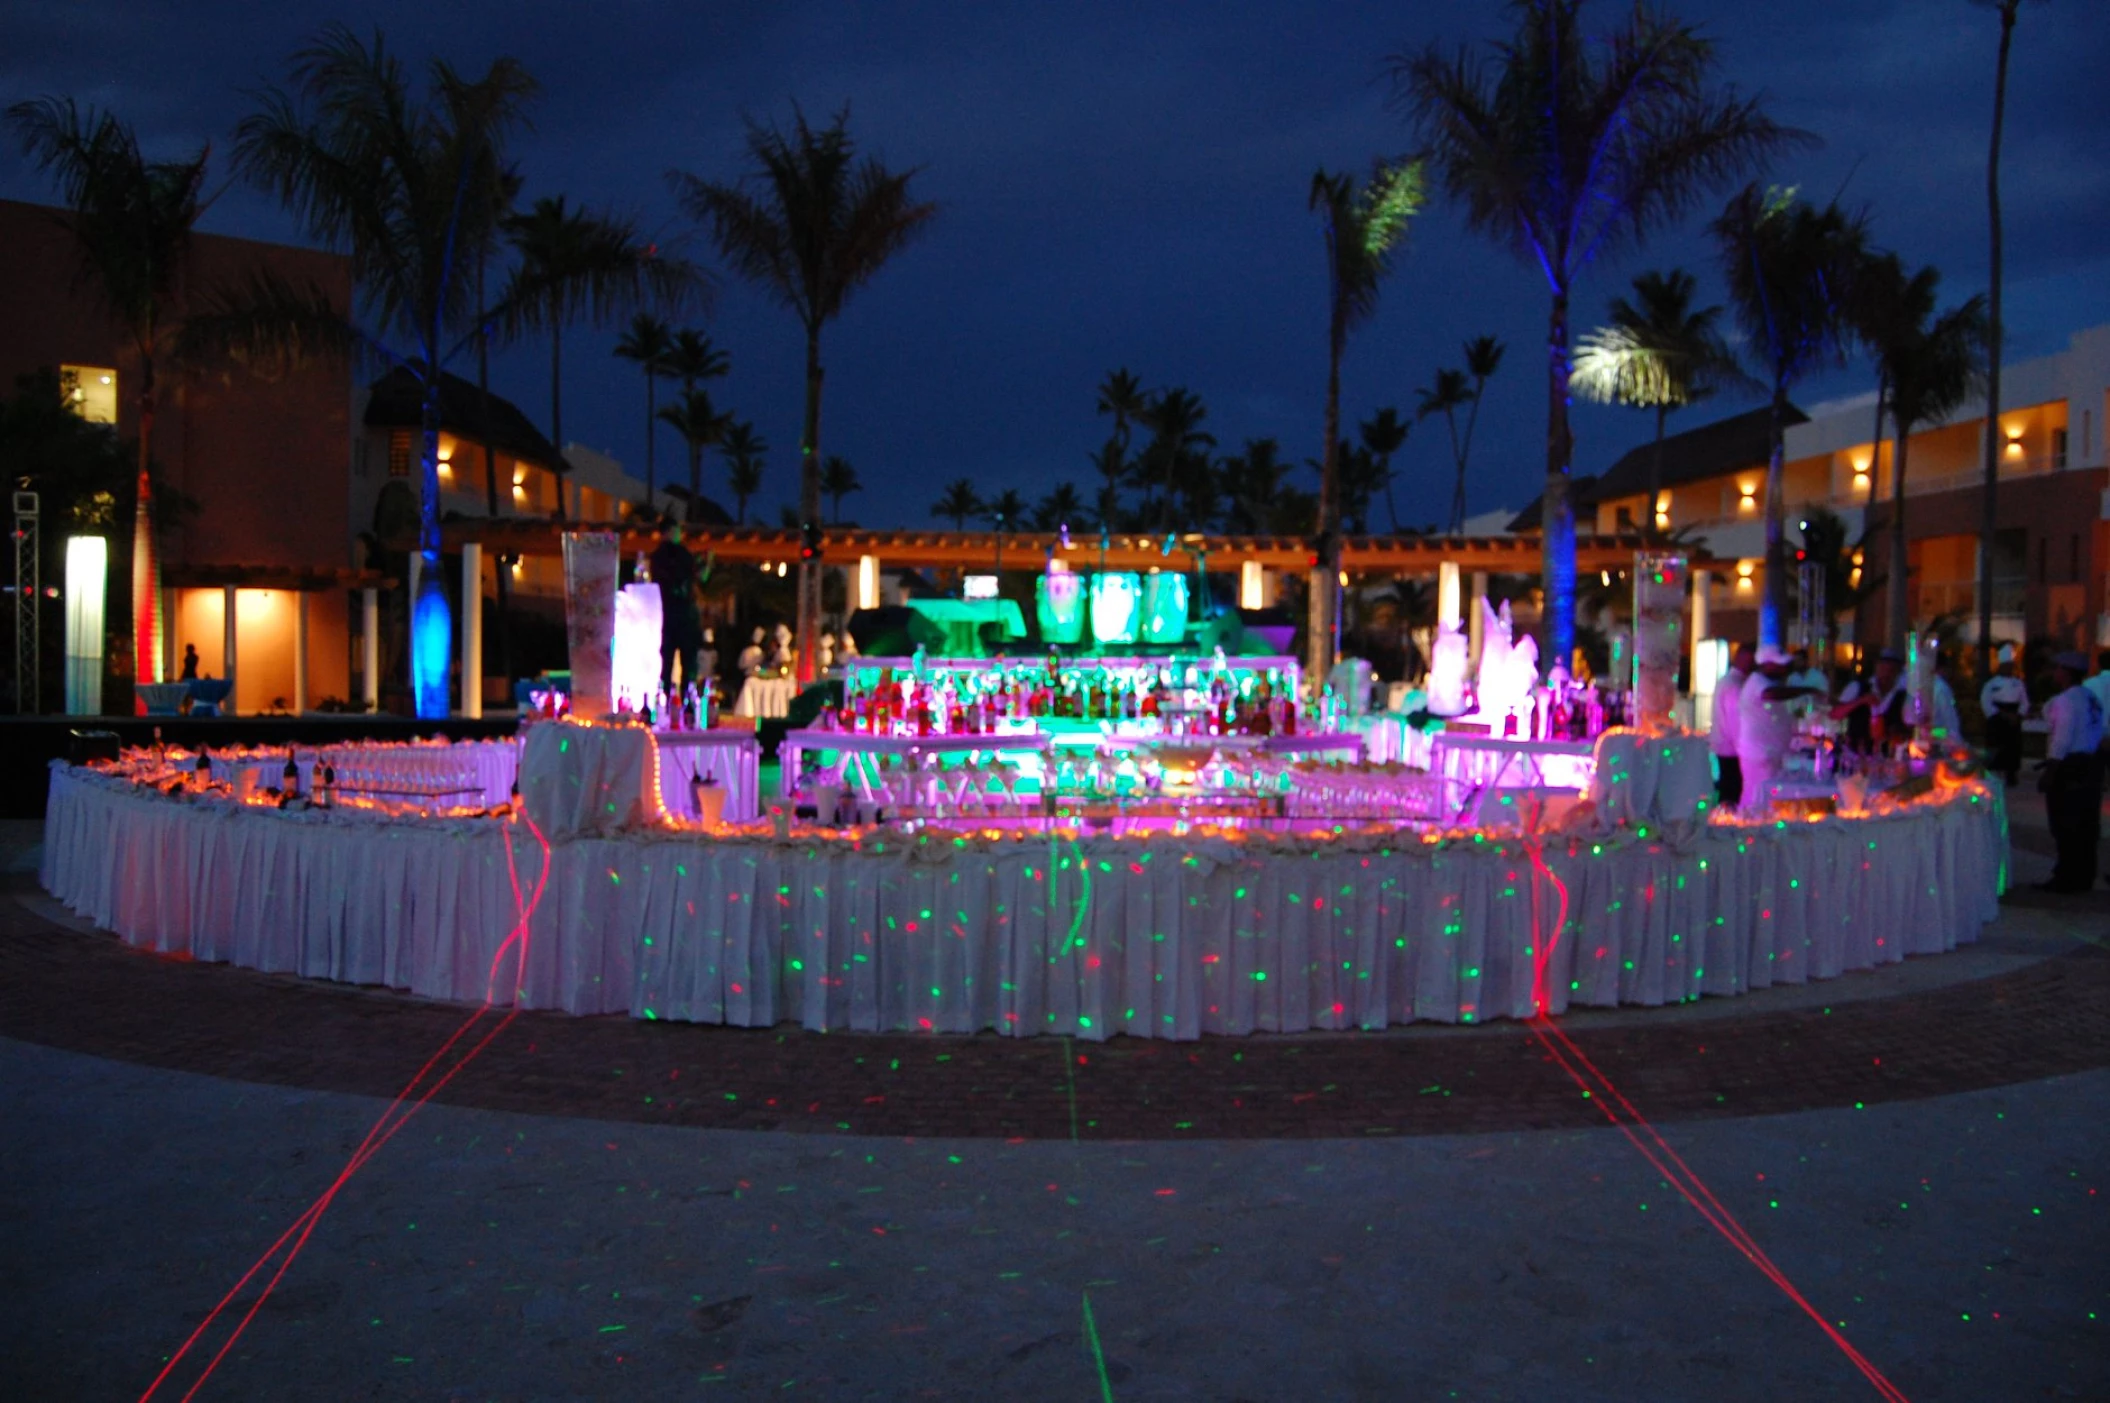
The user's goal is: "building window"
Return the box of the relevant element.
[2052,427,2068,470]
[1615,505,1634,530]
[59,366,118,424]
[388,430,412,479]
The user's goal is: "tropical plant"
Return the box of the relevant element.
[982,487,1027,532]
[221,26,536,718]
[671,106,936,682]
[1031,482,1087,532]
[1086,438,1129,522]
[1330,440,1387,536]
[720,419,766,525]
[658,387,732,523]
[1307,158,1424,683]
[1138,386,1215,529]
[1392,0,1802,671]
[1219,438,1296,534]
[819,454,862,523]
[661,328,730,395]
[613,313,674,511]
[1097,368,1148,459]
[6,96,213,690]
[1570,269,1744,534]
[1711,185,1869,646]
[1853,254,1988,644]
[930,478,982,530]
[1972,0,2039,674]
[503,194,703,519]
[1358,407,1411,533]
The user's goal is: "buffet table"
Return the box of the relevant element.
[44,758,2007,1039]
[209,739,521,809]
[655,730,764,822]
[734,675,798,719]
[778,728,1056,801]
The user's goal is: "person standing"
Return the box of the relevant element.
[1980,644,2030,784]
[2085,649,2110,749]
[1711,642,1753,810]
[1929,655,1963,742]
[2036,651,2105,893]
[1737,645,1823,816]
[649,523,704,690]
[1835,649,1908,753]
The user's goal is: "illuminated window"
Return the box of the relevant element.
[59,366,118,424]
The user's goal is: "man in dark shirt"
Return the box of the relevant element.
[649,524,704,690]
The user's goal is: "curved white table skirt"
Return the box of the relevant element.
[41,765,2007,1039]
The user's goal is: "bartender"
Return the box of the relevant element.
[2037,651,2106,892]
[1834,649,1907,753]
[1737,645,1824,815]
[649,522,703,690]
[1979,644,2029,784]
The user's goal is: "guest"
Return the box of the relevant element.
[2085,650,2110,751]
[1787,647,1829,717]
[1710,642,1753,810]
[2035,651,2105,893]
[1929,655,1963,741]
[697,627,719,689]
[1737,645,1823,815]
[738,628,766,676]
[1834,649,1907,753]
[649,523,703,689]
[179,643,200,681]
[1980,644,2029,784]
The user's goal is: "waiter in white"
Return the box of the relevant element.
[2036,651,2105,893]
[1710,642,1753,810]
[1979,643,2029,784]
[1737,645,1824,815]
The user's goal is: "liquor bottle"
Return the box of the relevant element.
[282,753,301,798]
[319,762,336,809]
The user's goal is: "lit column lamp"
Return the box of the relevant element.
[64,536,106,716]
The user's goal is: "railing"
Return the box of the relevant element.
[1677,452,2072,531]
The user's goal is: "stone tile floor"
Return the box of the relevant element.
[1,793,2105,1401]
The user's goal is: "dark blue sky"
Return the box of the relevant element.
[6,1,2106,529]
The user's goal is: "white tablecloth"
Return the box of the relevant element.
[654,730,763,822]
[210,740,520,808]
[735,675,797,719]
[44,762,2007,1039]
[516,722,661,838]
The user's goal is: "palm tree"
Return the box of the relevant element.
[1097,368,1148,460]
[1794,505,1884,648]
[1455,335,1506,524]
[1570,269,1743,535]
[1973,0,2035,676]
[1854,255,1988,645]
[1358,408,1411,533]
[1220,437,1292,534]
[1710,185,1869,646]
[613,314,674,512]
[658,387,732,524]
[661,328,730,395]
[503,195,703,520]
[982,487,1028,532]
[1032,482,1087,532]
[672,106,936,684]
[1416,369,1473,531]
[931,478,982,530]
[1308,159,1424,684]
[1393,0,1802,672]
[7,97,212,692]
[819,454,862,523]
[1086,438,1128,522]
[226,26,535,718]
[720,419,766,525]
[1334,439,1385,535]
[1139,386,1216,530]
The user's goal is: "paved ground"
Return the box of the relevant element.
[2,794,2106,1401]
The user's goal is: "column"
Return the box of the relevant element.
[460,542,483,718]
[1689,567,1712,688]
[1467,571,1488,673]
[1437,560,1462,629]
[857,554,880,612]
[292,591,309,715]
[221,584,238,717]
[361,588,380,712]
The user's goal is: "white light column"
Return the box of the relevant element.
[1690,568,1712,689]
[63,537,106,715]
[361,588,380,712]
[1438,560,1462,630]
[460,542,483,718]
[857,554,881,612]
[1468,571,1488,672]
[222,584,239,717]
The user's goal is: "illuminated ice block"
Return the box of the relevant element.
[613,583,664,709]
[1141,572,1189,645]
[1090,571,1141,645]
[562,532,620,720]
[1036,571,1086,644]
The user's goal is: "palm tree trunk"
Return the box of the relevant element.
[1976,0,2017,678]
[131,350,162,696]
[795,328,825,685]
[1887,423,1913,647]
[1866,377,1885,511]
[412,369,452,720]
[1760,384,1789,648]
[1383,458,1400,534]
[1541,289,1576,674]
[1308,332,1342,692]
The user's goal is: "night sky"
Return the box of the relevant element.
[6,1,2106,531]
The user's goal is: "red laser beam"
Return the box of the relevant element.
[138,814,551,1403]
[1519,839,1910,1403]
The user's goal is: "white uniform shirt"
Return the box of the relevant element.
[1980,674,2029,717]
[2045,683,2106,760]
[1931,676,1961,737]
[2083,671,2110,723]
[1710,665,1747,758]
[1736,671,1798,766]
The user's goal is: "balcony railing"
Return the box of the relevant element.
[1676,452,2072,530]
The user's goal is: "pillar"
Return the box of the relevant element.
[361,588,380,712]
[1437,560,1462,630]
[1690,567,1712,690]
[460,542,483,718]
[1467,571,1488,672]
[857,554,880,612]
[221,584,238,717]
[292,591,309,715]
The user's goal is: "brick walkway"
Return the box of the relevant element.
[7,872,2108,1141]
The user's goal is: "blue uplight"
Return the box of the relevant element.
[411,565,453,719]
